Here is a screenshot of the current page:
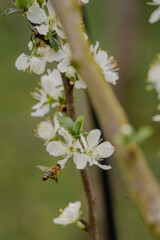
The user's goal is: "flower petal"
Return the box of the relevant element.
[36,120,55,141]
[35,24,49,35]
[15,53,29,71]
[57,58,70,73]
[92,160,111,170]
[86,129,101,150]
[149,6,160,23]
[94,141,115,158]
[26,5,46,24]
[73,153,91,169]
[30,57,46,75]
[31,104,50,117]
[57,156,69,169]
[58,128,73,145]
[46,141,67,156]
[53,201,81,225]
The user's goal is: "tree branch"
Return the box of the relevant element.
[51,0,160,236]
[62,74,100,240]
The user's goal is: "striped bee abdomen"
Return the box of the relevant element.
[42,170,53,181]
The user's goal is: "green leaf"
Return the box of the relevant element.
[73,116,84,136]
[15,0,34,10]
[49,37,59,52]
[2,8,22,18]
[55,113,74,135]
[135,126,153,145]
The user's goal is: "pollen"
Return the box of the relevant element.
[59,208,63,213]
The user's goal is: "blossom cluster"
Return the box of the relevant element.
[4,0,117,230]
[36,114,114,170]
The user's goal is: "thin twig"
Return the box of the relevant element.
[62,74,100,240]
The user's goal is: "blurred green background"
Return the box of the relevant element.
[1,0,160,239]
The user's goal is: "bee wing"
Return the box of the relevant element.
[37,165,50,172]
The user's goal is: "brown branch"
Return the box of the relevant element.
[62,74,100,240]
[51,0,160,236]
[80,167,100,240]
[62,75,76,121]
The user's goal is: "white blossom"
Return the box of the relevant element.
[53,201,81,226]
[26,1,66,38]
[148,1,160,23]
[78,129,114,170]
[46,128,85,168]
[15,53,46,75]
[15,43,63,75]
[37,45,64,63]
[46,128,114,170]
[31,69,64,117]
[90,41,119,85]
[35,116,60,144]
[57,43,87,89]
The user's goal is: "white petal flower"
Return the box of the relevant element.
[15,53,30,71]
[40,69,63,98]
[90,41,119,85]
[30,56,46,74]
[79,129,114,169]
[37,45,64,63]
[46,128,84,168]
[15,53,46,75]
[152,114,160,121]
[31,69,64,117]
[35,116,60,144]
[26,1,66,38]
[53,201,81,226]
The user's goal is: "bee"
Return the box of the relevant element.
[37,164,61,183]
